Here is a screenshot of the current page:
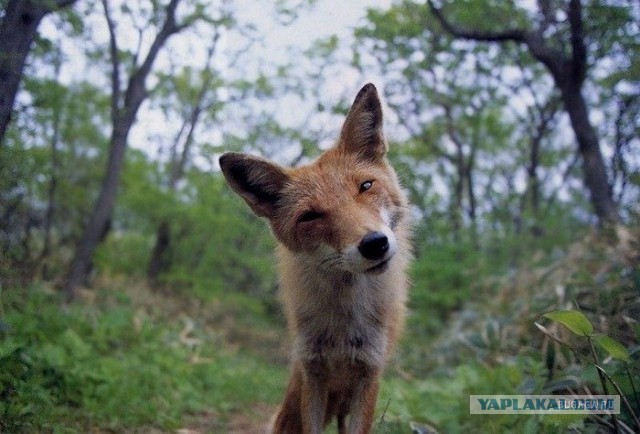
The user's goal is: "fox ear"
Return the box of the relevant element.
[219,152,289,218]
[339,83,387,161]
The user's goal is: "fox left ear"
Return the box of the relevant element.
[339,83,387,161]
[219,152,289,218]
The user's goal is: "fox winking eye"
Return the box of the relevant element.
[297,210,324,223]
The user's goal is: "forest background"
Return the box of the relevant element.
[0,0,638,432]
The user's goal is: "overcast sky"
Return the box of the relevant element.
[230,0,392,64]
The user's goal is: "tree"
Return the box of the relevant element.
[355,3,522,246]
[427,0,622,225]
[0,0,77,146]
[509,62,562,236]
[146,40,221,285]
[63,0,205,298]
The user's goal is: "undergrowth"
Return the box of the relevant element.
[0,282,286,432]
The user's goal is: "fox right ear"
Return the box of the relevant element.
[339,83,386,161]
[219,152,289,218]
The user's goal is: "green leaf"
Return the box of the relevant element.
[543,310,593,336]
[593,334,631,362]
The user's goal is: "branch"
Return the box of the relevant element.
[101,0,121,122]
[125,0,185,116]
[54,0,78,9]
[442,104,465,156]
[130,10,146,70]
[567,0,587,83]
[537,0,554,31]
[596,366,640,432]
[172,37,220,184]
[427,0,526,43]
[429,0,566,81]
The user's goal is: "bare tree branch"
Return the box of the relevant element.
[171,34,221,185]
[537,0,554,31]
[125,0,185,120]
[101,0,121,122]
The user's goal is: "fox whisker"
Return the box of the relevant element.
[319,254,343,270]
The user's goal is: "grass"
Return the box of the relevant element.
[0,280,536,433]
[0,282,286,432]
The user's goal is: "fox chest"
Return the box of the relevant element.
[292,291,388,371]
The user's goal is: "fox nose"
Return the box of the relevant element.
[358,231,389,260]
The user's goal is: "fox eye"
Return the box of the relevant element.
[359,180,374,193]
[298,210,324,223]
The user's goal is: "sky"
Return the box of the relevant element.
[187,0,397,164]
[224,0,395,144]
[225,0,403,159]
[231,0,392,64]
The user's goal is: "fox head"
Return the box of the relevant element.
[219,83,407,275]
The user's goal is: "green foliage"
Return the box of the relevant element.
[0,284,286,432]
[540,307,640,430]
[95,232,152,277]
[377,359,564,433]
[165,170,276,299]
[410,240,479,317]
[95,149,279,303]
[543,310,594,337]
[1,0,639,432]
[0,78,110,281]
[592,334,630,363]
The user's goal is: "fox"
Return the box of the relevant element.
[218,83,411,434]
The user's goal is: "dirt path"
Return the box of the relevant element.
[177,403,275,434]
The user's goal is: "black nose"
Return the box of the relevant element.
[358,231,389,260]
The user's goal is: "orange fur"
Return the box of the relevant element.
[219,84,411,434]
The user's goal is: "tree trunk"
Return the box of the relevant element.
[0,1,48,145]
[40,99,60,278]
[39,46,63,278]
[63,0,185,299]
[147,220,171,285]
[146,40,218,285]
[146,114,198,284]
[526,134,544,237]
[0,0,76,146]
[559,82,619,225]
[63,125,129,298]
[428,0,620,226]
[524,98,558,238]
[465,161,479,248]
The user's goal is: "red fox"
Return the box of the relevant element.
[219,83,411,434]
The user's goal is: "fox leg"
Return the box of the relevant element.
[272,364,303,434]
[347,365,380,434]
[337,412,347,434]
[301,358,329,434]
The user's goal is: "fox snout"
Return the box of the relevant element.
[339,224,397,274]
[358,231,389,260]
[356,230,396,274]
